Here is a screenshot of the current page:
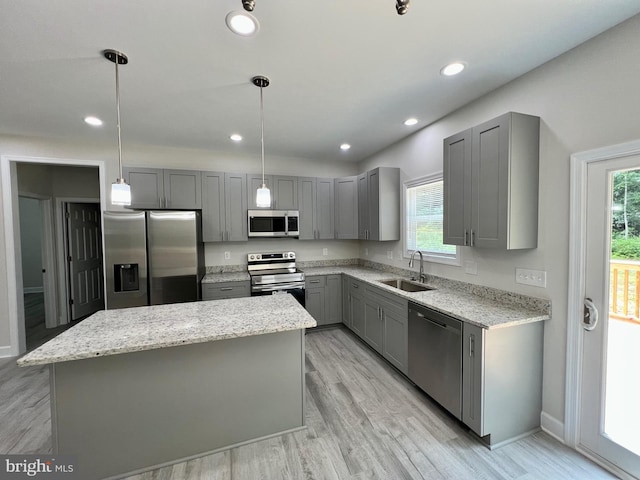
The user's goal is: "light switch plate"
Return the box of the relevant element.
[515,268,547,288]
[322,248,328,256]
[224,251,231,260]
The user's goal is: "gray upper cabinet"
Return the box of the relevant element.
[124,167,201,209]
[247,174,298,210]
[298,177,334,240]
[201,172,247,242]
[357,167,400,241]
[444,112,540,249]
[334,176,359,239]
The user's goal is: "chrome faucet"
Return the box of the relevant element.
[409,250,425,283]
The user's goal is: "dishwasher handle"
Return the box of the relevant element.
[409,303,461,333]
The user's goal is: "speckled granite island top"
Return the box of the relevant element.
[18,294,316,367]
[303,266,550,329]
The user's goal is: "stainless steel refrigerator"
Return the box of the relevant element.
[103,210,205,309]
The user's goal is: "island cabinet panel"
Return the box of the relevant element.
[443,112,540,250]
[298,177,335,240]
[124,167,201,209]
[202,281,250,300]
[50,329,306,480]
[334,176,359,239]
[202,172,247,242]
[305,275,342,326]
[461,320,544,447]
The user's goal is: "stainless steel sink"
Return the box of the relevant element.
[379,278,435,292]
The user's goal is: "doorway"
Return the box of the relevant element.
[568,141,640,479]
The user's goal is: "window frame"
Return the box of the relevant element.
[403,173,461,266]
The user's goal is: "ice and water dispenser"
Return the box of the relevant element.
[113,264,139,292]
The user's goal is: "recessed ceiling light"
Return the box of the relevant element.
[340,143,351,151]
[230,134,243,142]
[225,11,259,36]
[404,118,418,126]
[84,116,103,127]
[441,62,466,76]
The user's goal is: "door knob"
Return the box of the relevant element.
[583,298,599,331]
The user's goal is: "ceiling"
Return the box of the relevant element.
[1,1,639,164]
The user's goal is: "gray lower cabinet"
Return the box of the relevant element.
[298,177,335,240]
[201,172,248,242]
[462,320,544,447]
[348,278,365,336]
[305,275,342,326]
[334,176,359,239]
[342,277,408,374]
[123,167,202,209]
[202,281,250,301]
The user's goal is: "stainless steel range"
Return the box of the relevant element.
[248,252,305,306]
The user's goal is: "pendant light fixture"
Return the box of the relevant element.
[252,75,271,208]
[104,49,131,206]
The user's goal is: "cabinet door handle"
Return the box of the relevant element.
[352,283,359,288]
[469,334,475,357]
[464,229,469,246]
[470,229,475,247]
[309,280,321,284]
[220,287,233,291]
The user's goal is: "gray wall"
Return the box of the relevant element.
[357,15,640,429]
[18,197,43,290]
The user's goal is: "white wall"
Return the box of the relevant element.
[358,14,640,428]
[18,197,43,290]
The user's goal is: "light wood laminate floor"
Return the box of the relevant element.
[1,327,616,479]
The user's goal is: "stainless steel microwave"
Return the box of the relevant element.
[248,210,300,238]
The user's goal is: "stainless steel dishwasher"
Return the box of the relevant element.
[408,302,462,419]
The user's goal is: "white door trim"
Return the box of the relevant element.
[0,155,106,357]
[566,139,640,449]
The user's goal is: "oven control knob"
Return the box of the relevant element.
[284,253,289,258]
[256,254,261,260]
[249,255,255,260]
[289,252,295,258]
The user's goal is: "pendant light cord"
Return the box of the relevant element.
[115,59,123,181]
[260,84,265,186]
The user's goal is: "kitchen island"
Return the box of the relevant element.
[18,294,316,480]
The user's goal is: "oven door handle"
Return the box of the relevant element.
[252,282,305,293]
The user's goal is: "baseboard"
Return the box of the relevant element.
[0,345,15,358]
[540,411,565,443]
[23,286,44,294]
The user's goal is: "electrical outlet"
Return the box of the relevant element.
[515,268,547,288]
[464,261,478,275]
[224,251,231,260]
[322,248,328,256]
[387,250,393,260]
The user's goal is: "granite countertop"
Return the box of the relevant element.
[202,272,250,283]
[303,266,550,329]
[18,295,316,367]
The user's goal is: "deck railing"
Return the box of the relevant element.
[610,259,640,323]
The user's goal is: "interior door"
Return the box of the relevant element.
[581,155,640,478]
[67,203,104,320]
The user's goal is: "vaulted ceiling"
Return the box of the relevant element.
[1,1,639,163]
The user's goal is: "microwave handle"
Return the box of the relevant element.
[285,212,289,236]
